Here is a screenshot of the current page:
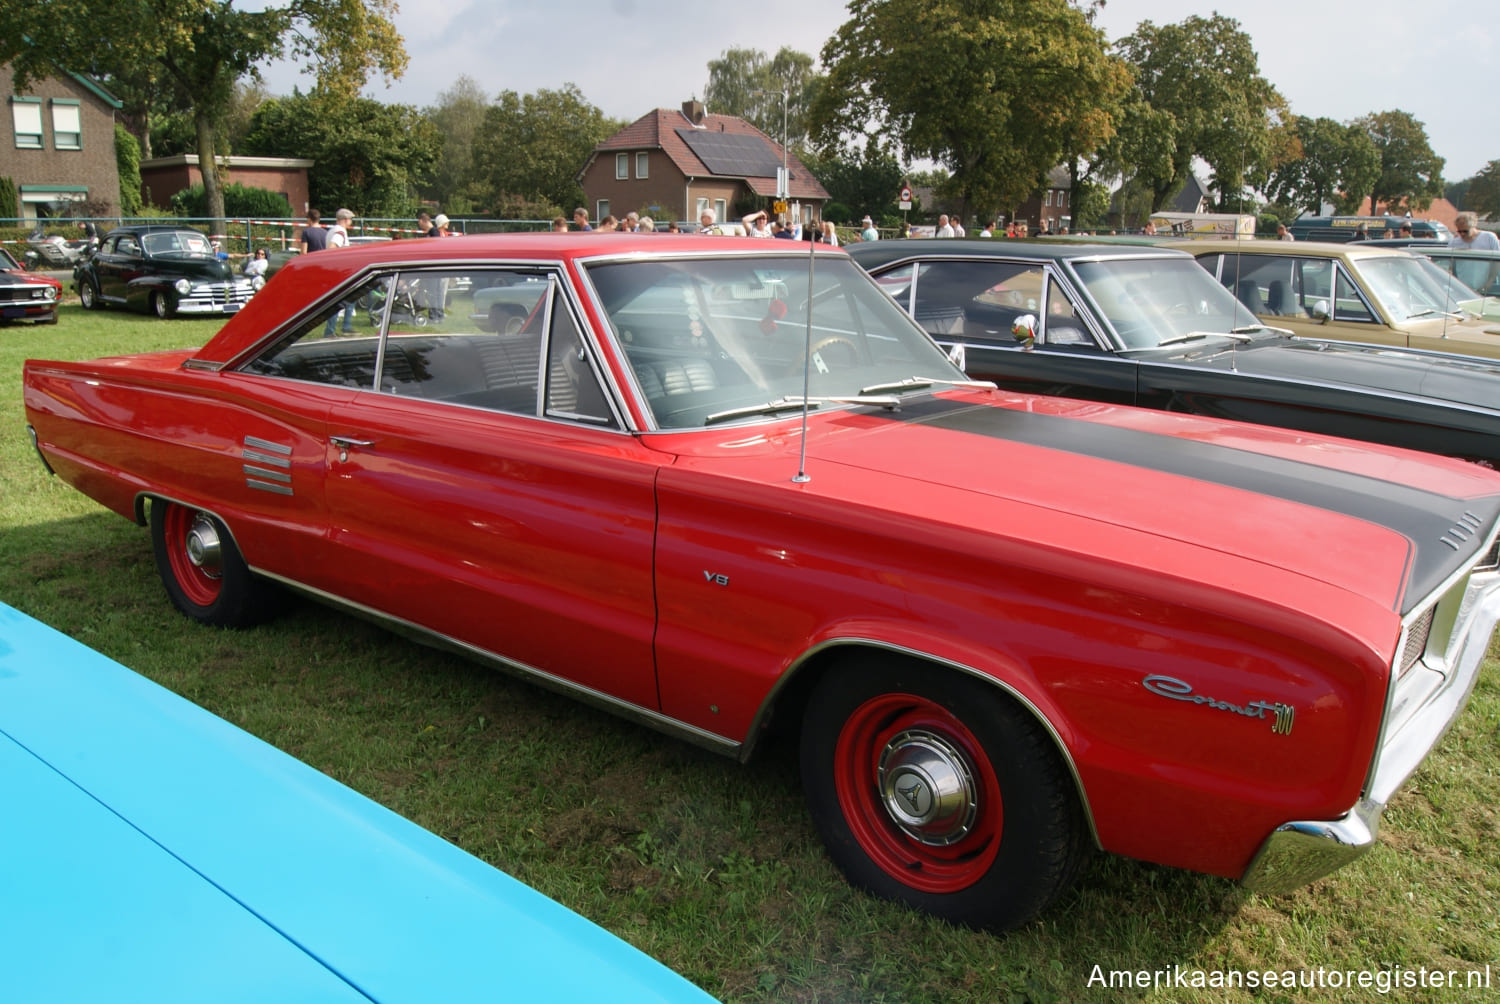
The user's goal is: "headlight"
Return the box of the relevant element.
[174,279,192,295]
[251,276,266,291]
[40,286,58,300]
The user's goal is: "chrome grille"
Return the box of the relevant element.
[1474,538,1500,573]
[1399,607,1435,678]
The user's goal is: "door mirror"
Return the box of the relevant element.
[946,342,967,370]
[1311,300,1330,322]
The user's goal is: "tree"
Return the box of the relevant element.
[423,76,491,214]
[242,92,440,217]
[114,124,143,216]
[1464,161,1500,218]
[813,0,1130,221]
[805,139,905,222]
[1352,110,1445,214]
[1265,116,1380,215]
[1113,15,1285,211]
[703,47,823,150]
[0,0,407,224]
[469,85,622,216]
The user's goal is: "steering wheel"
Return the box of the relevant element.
[810,335,859,367]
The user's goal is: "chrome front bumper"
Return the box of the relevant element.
[1241,567,1500,893]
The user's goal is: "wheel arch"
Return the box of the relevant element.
[742,636,1101,849]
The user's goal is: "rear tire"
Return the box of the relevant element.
[800,653,1089,931]
[150,500,282,627]
[489,304,526,334]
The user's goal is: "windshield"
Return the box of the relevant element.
[143,231,213,256]
[1413,257,1487,314]
[1355,255,1472,321]
[1069,257,1259,349]
[583,255,963,428]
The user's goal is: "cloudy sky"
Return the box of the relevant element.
[261,0,1494,180]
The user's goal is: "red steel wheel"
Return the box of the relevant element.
[833,691,1003,894]
[150,500,284,627]
[801,654,1089,931]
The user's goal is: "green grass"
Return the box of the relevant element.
[5,302,1500,1002]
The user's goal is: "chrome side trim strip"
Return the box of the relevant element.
[242,465,291,483]
[244,436,292,456]
[25,425,55,476]
[246,480,294,495]
[247,568,742,758]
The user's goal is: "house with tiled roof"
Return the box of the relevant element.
[1,61,122,219]
[579,100,828,229]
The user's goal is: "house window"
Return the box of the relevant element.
[596,199,609,222]
[11,98,43,149]
[1059,190,1067,208]
[636,152,648,179]
[615,154,628,180]
[714,199,727,225]
[50,100,81,150]
[695,197,709,219]
[1044,191,1052,207]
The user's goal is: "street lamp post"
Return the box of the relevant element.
[752,88,789,201]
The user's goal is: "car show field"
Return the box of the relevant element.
[7,241,1500,1001]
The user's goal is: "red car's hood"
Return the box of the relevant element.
[666,392,1500,618]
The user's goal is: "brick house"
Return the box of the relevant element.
[138,154,314,214]
[1,63,122,220]
[579,101,828,229]
[1010,166,1073,233]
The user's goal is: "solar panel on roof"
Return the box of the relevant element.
[675,129,783,178]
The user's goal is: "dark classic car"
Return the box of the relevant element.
[848,239,1500,466]
[0,245,61,324]
[24,234,1500,931]
[75,225,257,318]
[0,601,713,1002]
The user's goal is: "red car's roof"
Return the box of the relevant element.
[194,234,838,364]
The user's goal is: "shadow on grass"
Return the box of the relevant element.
[3,510,1247,1003]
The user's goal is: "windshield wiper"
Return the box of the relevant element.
[703,394,904,425]
[1159,329,1265,347]
[1408,308,1466,321]
[858,375,998,395]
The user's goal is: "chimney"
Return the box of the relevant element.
[681,100,705,126]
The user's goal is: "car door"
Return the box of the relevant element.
[890,258,1140,405]
[1210,252,1402,346]
[316,267,664,709]
[94,233,139,303]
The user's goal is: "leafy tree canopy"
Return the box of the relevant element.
[469,84,622,216]
[1112,14,1286,212]
[422,75,491,214]
[242,91,440,217]
[703,47,822,151]
[803,139,905,222]
[1354,110,1445,213]
[812,0,1129,218]
[1265,116,1379,215]
[0,0,407,221]
[1464,160,1500,218]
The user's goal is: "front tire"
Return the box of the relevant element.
[800,654,1088,931]
[150,500,282,627]
[78,279,99,309]
[149,289,174,319]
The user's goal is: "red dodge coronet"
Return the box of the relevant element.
[23,233,1500,930]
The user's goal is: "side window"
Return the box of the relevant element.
[1216,254,1295,316]
[545,299,617,427]
[1041,278,1092,346]
[1333,267,1375,322]
[116,236,139,256]
[240,274,393,387]
[913,260,1040,345]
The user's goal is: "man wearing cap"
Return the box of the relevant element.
[860,216,878,242]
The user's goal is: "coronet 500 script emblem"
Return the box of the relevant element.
[1142,675,1295,735]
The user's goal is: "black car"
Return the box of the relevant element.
[849,239,1500,466]
[75,225,257,318]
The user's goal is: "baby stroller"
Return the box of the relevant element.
[361,276,445,326]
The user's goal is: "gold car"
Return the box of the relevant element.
[1175,239,1500,359]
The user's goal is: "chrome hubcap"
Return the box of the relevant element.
[877,729,978,846]
[184,515,223,578]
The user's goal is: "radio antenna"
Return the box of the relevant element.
[793,232,816,483]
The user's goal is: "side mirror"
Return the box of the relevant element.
[1311,300,1330,322]
[946,342,966,370]
[1012,313,1038,350]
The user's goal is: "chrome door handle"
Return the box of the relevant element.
[329,436,374,448]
